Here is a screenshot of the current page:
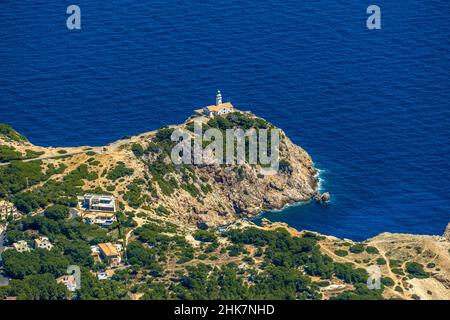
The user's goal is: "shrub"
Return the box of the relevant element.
[0,145,23,162]
[255,247,264,257]
[182,183,200,198]
[405,262,429,279]
[193,230,217,243]
[154,127,175,142]
[349,244,365,254]
[155,205,170,216]
[381,277,395,287]
[392,268,404,276]
[376,258,386,265]
[131,143,144,157]
[1,160,46,197]
[279,159,292,174]
[243,256,255,265]
[24,150,44,159]
[107,162,134,181]
[44,205,69,221]
[227,244,247,257]
[333,263,368,284]
[334,250,348,257]
[389,259,401,268]
[124,180,146,208]
[365,246,379,254]
[0,124,27,142]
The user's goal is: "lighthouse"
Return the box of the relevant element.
[216,90,222,106]
[195,90,234,118]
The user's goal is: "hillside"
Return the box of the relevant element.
[0,112,448,300]
[0,111,319,229]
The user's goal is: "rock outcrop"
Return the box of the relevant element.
[0,112,328,229]
[314,191,330,204]
[444,223,450,241]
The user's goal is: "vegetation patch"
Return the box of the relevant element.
[365,246,379,254]
[0,146,23,163]
[131,143,144,157]
[107,162,134,181]
[349,243,366,254]
[0,124,27,142]
[405,262,429,279]
[334,249,349,257]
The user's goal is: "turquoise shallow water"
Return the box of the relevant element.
[0,1,449,240]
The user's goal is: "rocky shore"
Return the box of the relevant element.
[1,112,327,229]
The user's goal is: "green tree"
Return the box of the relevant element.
[405,262,429,279]
[2,250,40,279]
[63,240,94,267]
[44,204,70,221]
[7,274,67,300]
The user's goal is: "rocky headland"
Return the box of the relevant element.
[0,113,448,300]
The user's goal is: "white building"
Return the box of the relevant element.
[80,194,116,213]
[82,212,116,227]
[13,240,31,253]
[78,194,117,227]
[97,269,115,280]
[34,236,53,251]
[195,91,235,118]
[0,201,18,221]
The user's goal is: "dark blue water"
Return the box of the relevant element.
[1,1,449,240]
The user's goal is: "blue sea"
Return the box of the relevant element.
[0,1,449,240]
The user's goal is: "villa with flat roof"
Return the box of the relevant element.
[82,211,116,227]
[195,91,234,118]
[13,240,31,253]
[80,194,116,213]
[77,194,117,227]
[34,236,53,251]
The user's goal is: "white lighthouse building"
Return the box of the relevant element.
[195,90,234,118]
[216,90,222,105]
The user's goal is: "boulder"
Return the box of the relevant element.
[321,192,331,203]
[314,191,330,203]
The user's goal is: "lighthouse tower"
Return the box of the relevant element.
[216,90,222,106]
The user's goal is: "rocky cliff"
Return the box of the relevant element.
[0,112,322,229]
